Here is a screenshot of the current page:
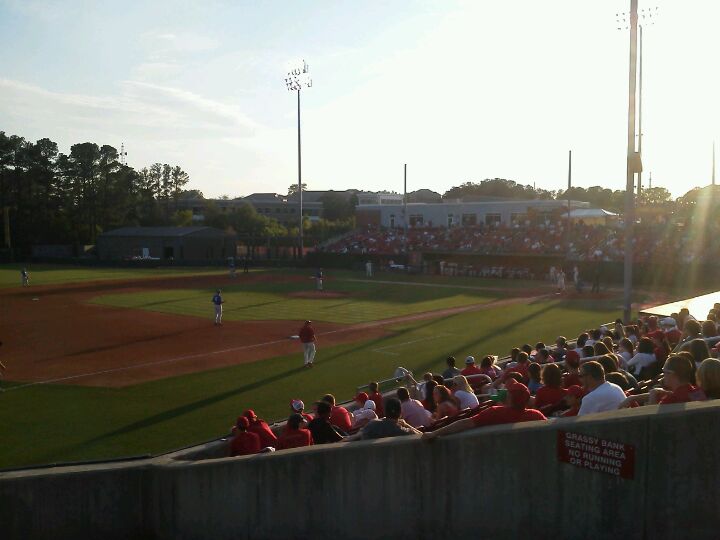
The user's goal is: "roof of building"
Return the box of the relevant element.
[99,227,225,238]
[564,208,619,218]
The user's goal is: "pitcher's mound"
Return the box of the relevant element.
[288,291,350,299]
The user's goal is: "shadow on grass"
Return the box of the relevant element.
[411,302,561,373]
[80,365,308,444]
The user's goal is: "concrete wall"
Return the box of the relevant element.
[3,401,720,539]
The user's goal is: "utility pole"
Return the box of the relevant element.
[623,0,639,324]
[637,24,643,197]
[567,150,572,257]
[713,142,716,186]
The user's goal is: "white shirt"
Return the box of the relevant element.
[626,352,657,375]
[454,390,480,410]
[352,408,378,427]
[618,350,632,369]
[578,382,627,416]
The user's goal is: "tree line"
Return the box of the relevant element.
[0,131,194,255]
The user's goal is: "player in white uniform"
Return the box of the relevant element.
[212,289,224,326]
[365,260,373,277]
[315,268,323,291]
[21,268,29,287]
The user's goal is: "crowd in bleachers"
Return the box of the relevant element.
[324,220,718,263]
[227,304,720,456]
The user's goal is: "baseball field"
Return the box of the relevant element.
[0,264,628,469]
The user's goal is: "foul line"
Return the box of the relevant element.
[4,293,550,392]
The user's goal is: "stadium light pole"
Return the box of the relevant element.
[623,0,640,324]
[285,60,312,258]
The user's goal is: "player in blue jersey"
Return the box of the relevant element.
[212,289,224,326]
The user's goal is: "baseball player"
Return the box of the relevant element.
[365,260,373,277]
[212,289,225,326]
[315,268,324,291]
[229,259,237,278]
[299,320,317,367]
[21,268,29,287]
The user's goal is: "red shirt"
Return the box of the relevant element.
[665,329,682,345]
[299,325,315,343]
[563,373,582,389]
[534,386,567,409]
[561,405,580,417]
[368,392,384,417]
[659,384,706,405]
[330,406,352,433]
[248,419,278,448]
[276,428,313,450]
[229,431,261,456]
[471,406,547,427]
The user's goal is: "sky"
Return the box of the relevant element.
[0,0,718,199]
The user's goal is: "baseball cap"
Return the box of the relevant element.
[565,385,584,399]
[236,416,250,429]
[243,409,257,420]
[660,317,677,328]
[290,399,304,412]
[363,399,376,411]
[305,320,312,324]
[355,392,369,404]
[465,355,475,365]
[505,379,531,409]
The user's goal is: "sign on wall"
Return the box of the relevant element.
[557,430,635,479]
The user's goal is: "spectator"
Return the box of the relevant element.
[321,394,352,434]
[606,371,631,391]
[534,364,567,411]
[421,380,546,441]
[432,385,459,421]
[535,348,552,364]
[423,380,439,412]
[308,401,345,444]
[563,350,582,388]
[626,337,657,376]
[680,319,703,346]
[229,416,261,457]
[598,354,639,389]
[442,356,462,380]
[582,345,595,358]
[649,355,706,405]
[360,398,422,440]
[553,336,568,361]
[452,375,480,409]
[460,356,485,390]
[504,351,530,382]
[577,361,626,416]
[702,320,717,338]
[397,387,432,428]
[479,355,501,380]
[527,362,542,394]
[290,399,313,423]
[367,381,385,418]
[243,410,278,448]
[696,358,720,399]
[617,338,634,369]
[684,338,711,369]
[576,333,589,355]
[661,317,682,346]
[351,393,378,429]
[276,413,314,450]
[560,385,584,417]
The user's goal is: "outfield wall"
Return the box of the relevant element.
[2,401,720,539]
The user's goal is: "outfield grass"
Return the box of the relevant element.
[0,292,622,469]
[0,264,226,288]
[91,277,503,324]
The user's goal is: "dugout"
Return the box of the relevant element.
[97,226,236,262]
